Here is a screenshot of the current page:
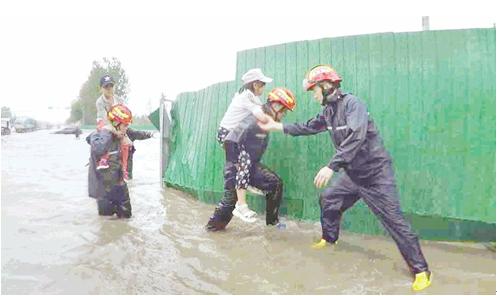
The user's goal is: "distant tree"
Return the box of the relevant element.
[68,57,129,124]
[67,99,83,123]
[1,106,12,118]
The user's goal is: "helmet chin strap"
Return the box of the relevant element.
[268,104,284,122]
[320,85,339,106]
[111,121,121,130]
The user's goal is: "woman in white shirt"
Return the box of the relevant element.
[216,68,272,222]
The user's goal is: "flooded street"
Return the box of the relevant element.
[1,130,495,294]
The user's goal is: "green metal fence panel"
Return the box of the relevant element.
[148,107,160,130]
[164,28,496,241]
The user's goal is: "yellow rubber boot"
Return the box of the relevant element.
[412,271,432,291]
[311,238,337,249]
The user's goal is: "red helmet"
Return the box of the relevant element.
[303,64,342,91]
[108,104,132,125]
[267,87,296,111]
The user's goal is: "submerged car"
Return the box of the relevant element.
[53,126,82,137]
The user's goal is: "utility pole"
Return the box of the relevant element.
[160,94,173,188]
[422,16,430,31]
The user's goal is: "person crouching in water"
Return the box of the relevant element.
[87,104,133,218]
[206,87,296,231]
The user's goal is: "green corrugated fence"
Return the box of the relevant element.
[165,28,496,241]
[148,108,160,130]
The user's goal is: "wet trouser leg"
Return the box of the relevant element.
[206,142,238,231]
[127,151,134,179]
[97,198,114,216]
[249,164,283,225]
[97,184,132,218]
[320,164,429,274]
[320,173,360,243]
[205,187,237,231]
[359,166,429,274]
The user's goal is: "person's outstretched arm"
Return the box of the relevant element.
[126,128,153,141]
[258,110,327,136]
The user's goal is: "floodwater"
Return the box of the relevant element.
[1,130,495,294]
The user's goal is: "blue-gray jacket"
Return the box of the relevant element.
[86,129,123,198]
[283,92,391,182]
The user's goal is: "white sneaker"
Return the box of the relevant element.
[232,203,257,223]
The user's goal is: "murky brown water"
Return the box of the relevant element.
[1,130,495,294]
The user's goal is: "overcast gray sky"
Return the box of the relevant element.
[0,0,495,122]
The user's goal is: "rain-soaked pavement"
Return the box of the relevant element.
[1,130,495,294]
